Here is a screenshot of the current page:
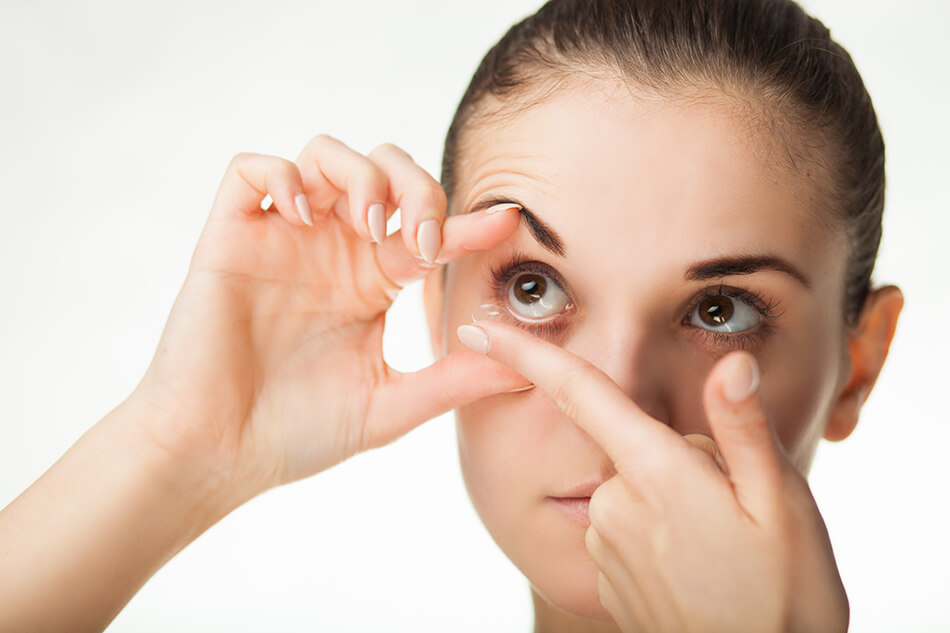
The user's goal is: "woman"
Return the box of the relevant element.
[0,0,904,631]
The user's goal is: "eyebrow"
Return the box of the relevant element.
[465,199,808,289]
[684,254,812,289]
[468,197,566,257]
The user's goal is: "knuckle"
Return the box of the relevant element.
[368,141,408,161]
[299,134,342,163]
[629,448,669,494]
[309,133,339,150]
[273,156,299,179]
[587,484,614,530]
[584,525,600,553]
[403,182,447,214]
[589,478,638,541]
[227,151,253,171]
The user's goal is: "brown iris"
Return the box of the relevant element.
[698,296,734,326]
[513,274,546,304]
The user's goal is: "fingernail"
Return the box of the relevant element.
[457,324,490,354]
[471,303,503,322]
[368,203,386,243]
[484,202,522,215]
[260,194,274,211]
[417,219,442,264]
[724,353,759,402]
[504,384,536,394]
[295,193,313,227]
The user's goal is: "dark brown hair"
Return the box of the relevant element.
[440,0,884,328]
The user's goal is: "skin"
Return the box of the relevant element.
[0,81,901,632]
[423,80,903,631]
[0,138,528,633]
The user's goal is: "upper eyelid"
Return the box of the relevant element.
[490,256,571,297]
[694,284,784,318]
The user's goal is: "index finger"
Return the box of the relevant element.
[367,143,447,263]
[456,319,681,463]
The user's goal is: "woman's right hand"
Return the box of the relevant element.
[128,134,526,509]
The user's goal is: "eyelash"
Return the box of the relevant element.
[683,283,783,350]
[487,256,785,350]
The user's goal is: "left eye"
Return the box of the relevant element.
[506,272,570,320]
[690,295,760,332]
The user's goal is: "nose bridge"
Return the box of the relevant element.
[563,313,671,426]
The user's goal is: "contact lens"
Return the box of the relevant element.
[472,303,504,322]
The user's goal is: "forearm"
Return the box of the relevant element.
[0,396,238,633]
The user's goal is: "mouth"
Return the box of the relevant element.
[547,496,591,526]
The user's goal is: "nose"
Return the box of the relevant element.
[561,315,673,427]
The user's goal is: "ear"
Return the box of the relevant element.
[824,284,904,442]
[422,267,445,358]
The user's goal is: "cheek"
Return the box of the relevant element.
[760,314,843,474]
[454,392,551,529]
[454,392,614,621]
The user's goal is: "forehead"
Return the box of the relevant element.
[455,82,840,285]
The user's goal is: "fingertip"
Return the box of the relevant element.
[457,324,489,354]
[483,203,522,233]
[722,351,760,404]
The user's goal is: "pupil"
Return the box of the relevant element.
[700,296,733,325]
[515,274,546,303]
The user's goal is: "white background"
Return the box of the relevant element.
[1,1,947,631]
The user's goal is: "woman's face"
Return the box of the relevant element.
[432,81,852,620]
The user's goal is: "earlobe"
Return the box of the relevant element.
[824,285,904,442]
[422,268,446,358]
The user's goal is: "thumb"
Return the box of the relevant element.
[361,351,532,450]
[702,351,786,515]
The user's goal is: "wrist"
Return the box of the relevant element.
[112,389,266,540]
[0,390,263,632]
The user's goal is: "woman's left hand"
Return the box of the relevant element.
[456,321,849,633]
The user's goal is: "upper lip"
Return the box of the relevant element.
[550,479,606,498]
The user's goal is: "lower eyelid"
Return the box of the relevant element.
[694,321,775,350]
[495,304,571,342]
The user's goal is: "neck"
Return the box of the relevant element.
[530,586,623,633]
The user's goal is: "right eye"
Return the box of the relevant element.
[506,272,570,320]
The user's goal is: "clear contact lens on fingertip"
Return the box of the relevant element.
[472,303,504,322]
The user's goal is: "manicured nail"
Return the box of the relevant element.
[484,202,522,215]
[457,324,489,354]
[295,193,313,227]
[724,353,759,403]
[368,203,386,243]
[260,194,274,211]
[417,219,442,264]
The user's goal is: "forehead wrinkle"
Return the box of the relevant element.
[451,124,560,204]
[461,161,554,201]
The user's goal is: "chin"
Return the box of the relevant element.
[529,553,614,621]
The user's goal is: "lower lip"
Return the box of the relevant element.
[547,497,590,525]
